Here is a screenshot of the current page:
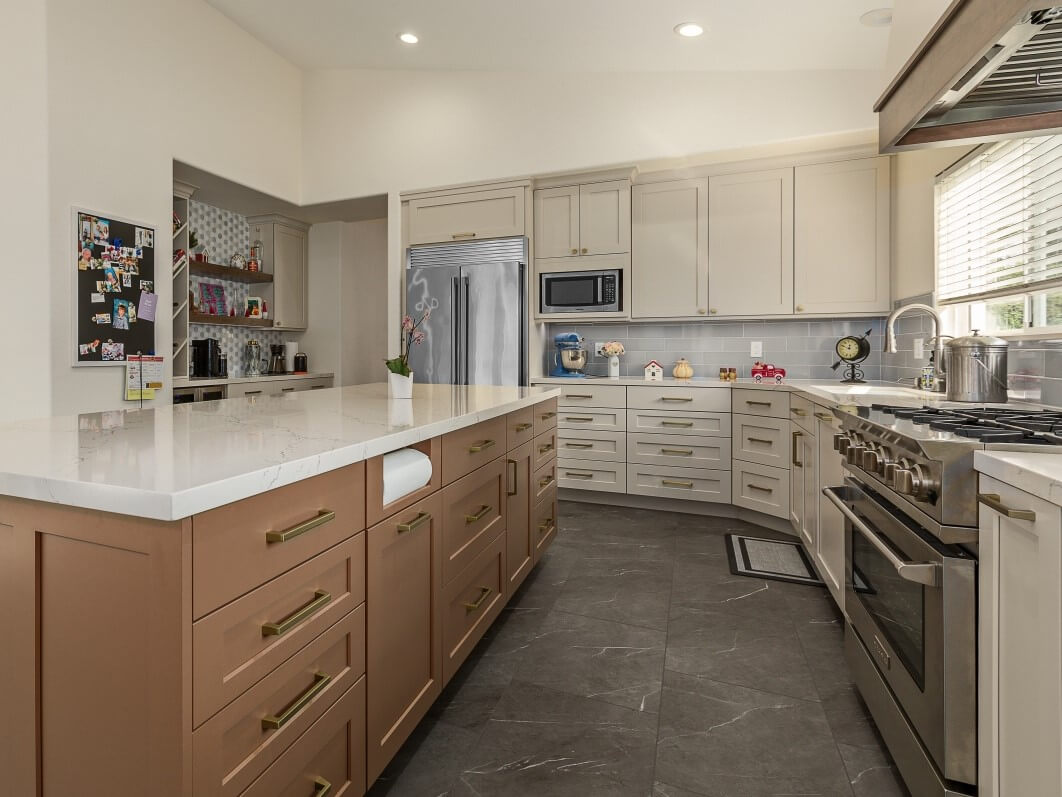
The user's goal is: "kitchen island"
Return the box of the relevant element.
[0,383,560,797]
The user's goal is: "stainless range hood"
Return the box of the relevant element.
[877,2,1062,151]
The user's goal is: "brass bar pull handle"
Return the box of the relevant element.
[266,510,336,544]
[538,442,555,454]
[749,484,773,493]
[452,232,477,239]
[397,512,432,533]
[514,422,533,432]
[463,586,492,613]
[748,437,773,445]
[541,411,557,419]
[262,590,332,637]
[538,519,556,536]
[565,471,594,479]
[566,416,594,422]
[814,411,833,421]
[261,672,332,730]
[539,474,555,488]
[507,459,518,496]
[791,408,808,416]
[745,400,772,407]
[312,776,332,797]
[467,439,496,454]
[565,442,593,449]
[566,394,593,399]
[662,479,694,488]
[244,389,263,395]
[661,396,694,402]
[978,493,1036,521]
[661,448,694,456]
[465,504,492,524]
[792,431,803,468]
[662,420,694,428]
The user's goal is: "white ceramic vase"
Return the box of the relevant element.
[609,356,620,379]
[388,371,414,399]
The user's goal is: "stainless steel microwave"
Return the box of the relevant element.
[540,269,621,314]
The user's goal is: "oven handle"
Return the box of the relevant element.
[823,487,940,587]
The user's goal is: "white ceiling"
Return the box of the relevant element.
[206,0,892,72]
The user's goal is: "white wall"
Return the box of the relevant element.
[300,68,884,202]
[346,219,389,383]
[300,223,344,379]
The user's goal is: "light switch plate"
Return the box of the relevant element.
[750,341,763,358]
[913,338,924,360]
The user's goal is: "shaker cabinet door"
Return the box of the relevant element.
[579,180,631,255]
[273,224,309,330]
[534,186,580,258]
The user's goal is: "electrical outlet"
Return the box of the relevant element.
[913,338,925,360]
[595,341,606,356]
[750,341,763,358]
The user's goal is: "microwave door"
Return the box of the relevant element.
[544,274,596,312]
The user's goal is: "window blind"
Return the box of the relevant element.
[937,135,1062,305]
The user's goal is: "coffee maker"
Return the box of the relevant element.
[268,344,287,375]
[191,338,223,378]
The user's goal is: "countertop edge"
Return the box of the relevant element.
[975,450,1062,507]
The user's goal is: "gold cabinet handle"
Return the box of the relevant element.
[747,437,773,445]
[464,586,492,613]
[661,420,694,428]
[749,484,773,494]
[698,308,707,315]
[313,776,332,797]
[397,511,432,533]
[467,439,496,454]
[452,232,477,239]
[978,493,1036,521]
[662,479,694,488]
[581,247,588,254]
[261,672,331,730]
[507,459,518,496]
[570,248,578,255]
[244,389,263,395]
[564,470,594,479]
[262,590,331,637]
[540,411,557,419]
[538,442,555,454]
[565,442,593,449]
[661,396,694,403]
[796,305,805,312]
[266,510,336,544]
[745,400,772,407]
[709,309,718,315]
[565,416,595,422]
[791,408,808,416]
[513,422,533,432]
[464,504,492,524]
[661,448,694,456]
[792,430,803,468]
[814,411,833,421]
[538,518,556,537]
[539,474,555,488]
[566,394,593,399]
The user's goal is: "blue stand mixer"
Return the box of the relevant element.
[550,332,589,378]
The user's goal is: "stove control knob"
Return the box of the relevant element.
[846,445,866,466]
[883,462,900,483]
[893,468,915,495]
[893,465,935,500]
[833,434,850,454]
[862,450,881,472]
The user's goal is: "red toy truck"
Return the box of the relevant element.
[750,361,786,384]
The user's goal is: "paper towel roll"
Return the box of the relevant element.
[284,341,298,373]
[382,448,433,505]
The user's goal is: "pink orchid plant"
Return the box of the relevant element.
[386,310,430,377]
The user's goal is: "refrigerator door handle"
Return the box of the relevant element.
[451,276,461,385]
[461,275,471,385]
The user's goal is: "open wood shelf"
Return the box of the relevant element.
[190,311,273,328]
[189,260,273,284]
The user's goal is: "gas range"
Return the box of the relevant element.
[834,404,1062,541]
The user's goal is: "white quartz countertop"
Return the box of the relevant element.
[0,383,559,521]
[175,372,334,388]
[975,451,1062,506]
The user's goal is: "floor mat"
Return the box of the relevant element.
[725,534,825,587]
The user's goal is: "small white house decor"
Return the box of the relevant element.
[644,360,664,381]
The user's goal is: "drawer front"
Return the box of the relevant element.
[441,458,506,585]
[533,487,559,564]
[533,428,558,470]
[443,533,506,683]
[557,428,626,462]
[304,378,333,391]
[732,388,791,419]
[533,397,559,435]
[627,432,732,470]
[789,394,816,435]
[557,458,627,493]
[627,464,731,503]
[193,534,366,727]
[626,385,730,413]
[733,414,791,469]
[506,407,536,451]
[193,605,365,797]
[557,383,626,408]
[441,415,508,486]
[732,461,791,520]
[558,408,626,432]
[626,409,729,436]
[241,677,366,797]
[532,458,557,503]
[193,463,366,620]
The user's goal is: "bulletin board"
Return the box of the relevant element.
[73,209,158,365]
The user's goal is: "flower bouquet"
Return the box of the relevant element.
[602,341,625,379]
[385,311,430,397]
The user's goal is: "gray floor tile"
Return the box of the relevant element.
[367,717,480,797]
[553,554,674,630]
[838,742,910,797]
[653,782,710,797]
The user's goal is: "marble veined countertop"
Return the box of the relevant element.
[0,383,559,521]
[975,451,1062,506]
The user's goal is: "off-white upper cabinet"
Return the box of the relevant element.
[406,185,526,246]
[794,157,891,315]
[708,168,794,316]
[631,179,709,319]
[534,180,631,259]
[248,215,309,331]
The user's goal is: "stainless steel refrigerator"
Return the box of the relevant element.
[405,237,527,386]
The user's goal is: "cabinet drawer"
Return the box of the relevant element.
[627,464,730,503]
[557,458,626,493]
[558,408,626,432]
[304,378,334,391]
[533,428,557,469]
[441,415,507,485]
[441,457,506,585]
[627,409,729,436]
[533,397,559,435]
[193,463,366,620]
[558,383,626,408]
[506,406,536,451]
[533,488,559,563]
[732,388,791,419]
[407,186,525,246]
[193,605,365,797]
[732,461,791,520]
[627,432,732,470]
[241,677,366,797]
[789,394,816,434]
[733,414,791,468]
[557,428,626,462]
[443,533,506,683]
[533,458,557,503]
[193,534,366,727]
[627,385,729,412]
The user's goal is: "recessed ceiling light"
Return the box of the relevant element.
[859,8,893,27]
[673,22,704,38]
[398,32,419,44]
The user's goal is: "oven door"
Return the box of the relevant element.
[825,478,976,787]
